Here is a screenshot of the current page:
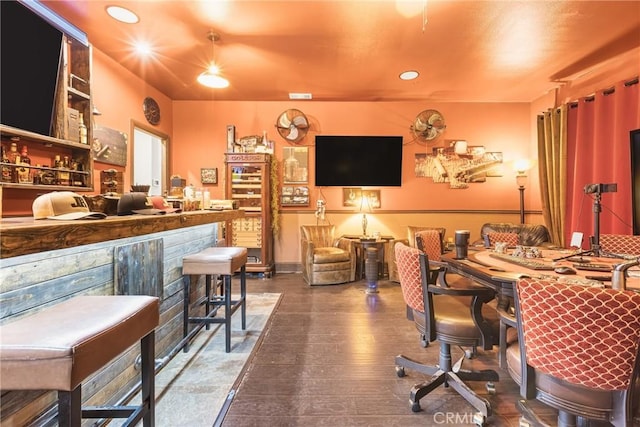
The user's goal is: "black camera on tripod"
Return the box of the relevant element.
[584,183,617,194]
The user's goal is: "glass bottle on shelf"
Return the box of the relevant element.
[56,155,71,186]
[78,112,88,144]
[1,144,13,183]
[16,145,32,184]
[6,142,19,183]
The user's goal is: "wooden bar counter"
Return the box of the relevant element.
[1,209,244,259]
[0,209,244,425]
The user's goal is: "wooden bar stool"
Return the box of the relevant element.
[182,246,247,353]
[0,296,160,427]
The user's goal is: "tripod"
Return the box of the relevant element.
[589,192,604,257]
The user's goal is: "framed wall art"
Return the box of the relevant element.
[281,185,309,206]
[200,168,218,184]
[283,146,309,183]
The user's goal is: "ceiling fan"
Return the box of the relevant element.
[411,109,446,143]
[275,109,309,144]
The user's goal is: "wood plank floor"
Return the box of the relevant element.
[219,274,607,426]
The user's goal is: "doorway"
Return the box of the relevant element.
[131,123,169,196]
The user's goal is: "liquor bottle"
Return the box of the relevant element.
[16,145,32,184]
[56,155,71,186]
[78,113,88,144]
[5,142,19,183]
[1,144,13,182]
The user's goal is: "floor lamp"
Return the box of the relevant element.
[514,159,531,224]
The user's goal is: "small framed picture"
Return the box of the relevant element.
[201,168,218,184]
[281,185,309,206]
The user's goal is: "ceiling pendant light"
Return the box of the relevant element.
[198,31,229,89]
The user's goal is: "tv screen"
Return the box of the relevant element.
[1,1,64,137]
[315,135,403,187]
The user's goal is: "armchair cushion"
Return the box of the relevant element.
[312,247,351,263]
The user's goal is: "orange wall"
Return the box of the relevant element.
[172,100,536,212]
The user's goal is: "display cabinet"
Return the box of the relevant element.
[224,153,274,277]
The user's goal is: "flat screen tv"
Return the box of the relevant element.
[315,135,403,187]
[1,1,64,137]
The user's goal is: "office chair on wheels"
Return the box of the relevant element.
[394,242,499,425]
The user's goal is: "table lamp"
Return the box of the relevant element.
[359,194,373,237]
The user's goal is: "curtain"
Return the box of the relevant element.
[565,79,640,247]
[537,106,568,247]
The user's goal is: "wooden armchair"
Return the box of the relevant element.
[300,225,356,285]
[507,277,640,426]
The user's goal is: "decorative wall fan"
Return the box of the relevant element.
[411,109,446,143]
[276,109,309,144]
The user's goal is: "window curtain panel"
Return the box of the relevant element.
[565,79,639,246]
[537,106,568,247]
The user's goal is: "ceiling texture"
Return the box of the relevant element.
[43,0,640,103]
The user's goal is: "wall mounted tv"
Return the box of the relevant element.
[1,1,65,137]
[315,135,403,187]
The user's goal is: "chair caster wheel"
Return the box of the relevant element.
[486,381,496,394]
[420,335,428,348]
[473,412,486,426]
[411,401,421,413]
[395,366,405,377]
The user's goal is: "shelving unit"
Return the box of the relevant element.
[225,153,274,277]
[0,124,93,191]
[1,34,93,193]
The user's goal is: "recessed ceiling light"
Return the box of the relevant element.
[399,70,419,80]
[106,6,139,24]
[289,93,312,100]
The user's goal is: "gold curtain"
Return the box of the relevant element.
[537,106,567,247]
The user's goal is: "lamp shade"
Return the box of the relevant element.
[197,69,229,88]
[359,195,372,213]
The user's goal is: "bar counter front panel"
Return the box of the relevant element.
[0,209,244,424]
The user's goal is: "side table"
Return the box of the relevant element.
[341,235,395,280]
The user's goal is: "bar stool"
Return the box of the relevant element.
[0,296,159,427]
[182,246,247,353]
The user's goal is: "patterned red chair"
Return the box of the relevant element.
[414,229,444,261]
[507,277,640,426]
[486,231,519,248]
[600,234,640,256]
[393,242,499,422]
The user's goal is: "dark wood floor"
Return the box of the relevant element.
[219,274,571,426]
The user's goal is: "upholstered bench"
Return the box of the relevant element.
[0,295,160,427]
[182,246,247,353]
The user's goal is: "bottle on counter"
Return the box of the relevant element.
[16,145,32,184]
[78,112,88,145]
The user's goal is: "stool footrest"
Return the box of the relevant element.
[83,405,144,422]
[188,298,245,325]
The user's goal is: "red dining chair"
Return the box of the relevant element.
[508,277,640,427]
